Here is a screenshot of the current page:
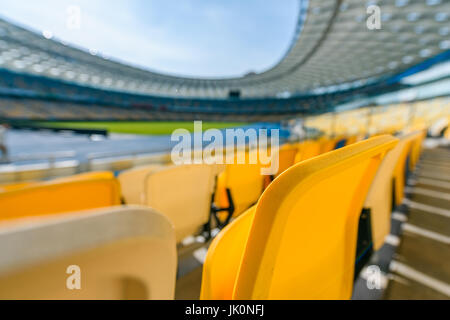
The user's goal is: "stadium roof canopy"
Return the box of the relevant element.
[0,0,449,99]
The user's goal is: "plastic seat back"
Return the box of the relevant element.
[294,140,321,163]
[345,136,358,146]
[215,150,265,217]
[118,165,164,204]
[409,130,426,171]
[54,171,115,181]
[143,164,217,243]
[364,136,410,250]
[0,206,177,300]
[0,182,36,192]
[201,135,398,300]
[0,174,121,221]
[201,206,255,300]
[320,138,339,154]
[0,172,114,193]
[393,131,423,206]
[275,144,299,177]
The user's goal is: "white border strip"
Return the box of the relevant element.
[392,212,408,222]
[417,172,450,182]
[405,187,450,201]
[410,178,450,190]
[390,261,450,297]
[385,234,401,247]
[402,223,450,245]
[403,199,450,218]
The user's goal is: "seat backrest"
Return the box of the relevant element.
[216,150,265,216]
[201,206,255,300]
[0,206,177,300]
[320,137,339,154]
[201,135,398,300]
[364,135,412,250]
[143,164,217,243]
[0,174,121,221]
[409,129,426,171]
[393,131,423,206]
[294,140,322,163]
[118,165,164,205]
[0,171,114,193]
[275,144,299,177]
[345,136,358,146]
[54,171,116,182]
[0,182,36,192]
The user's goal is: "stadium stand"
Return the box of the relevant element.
[0,70,414,122]
[0,206,177,299]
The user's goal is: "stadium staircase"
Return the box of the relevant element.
[351,139,450,300]
[384,142,450,299]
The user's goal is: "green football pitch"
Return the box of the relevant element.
[37,121,248,135]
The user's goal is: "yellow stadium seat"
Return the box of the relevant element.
[0,174,121,221]
[0,171,116,193]
[294,140,321,163]
[0,182,36,192]
[54,171,116,182]
[393,131,424,206]
[201,206,256,300]
[118,165,165,205]
[319,137,339,154]
[213,150,265,225]
[345,136,358,146]
[0,206,177,300]
[201,135,398,300]
[121,164,219,243]
[364,136,411,251]
[409,130,426,171]
[275,144,299,177]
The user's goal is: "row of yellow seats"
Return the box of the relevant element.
[0,137,395,299]
[116,135,358,235]
[0,129,422,243]
[0,132,426,299]
[212,135,362,227]
[0,129,423,243]
[201,131,426,299]
[118,137,353,233]
[279,135,365,176]
[0,164,224,245]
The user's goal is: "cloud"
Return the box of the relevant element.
[0,0,299,77]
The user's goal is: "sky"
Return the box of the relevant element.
[0,0,299,78]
